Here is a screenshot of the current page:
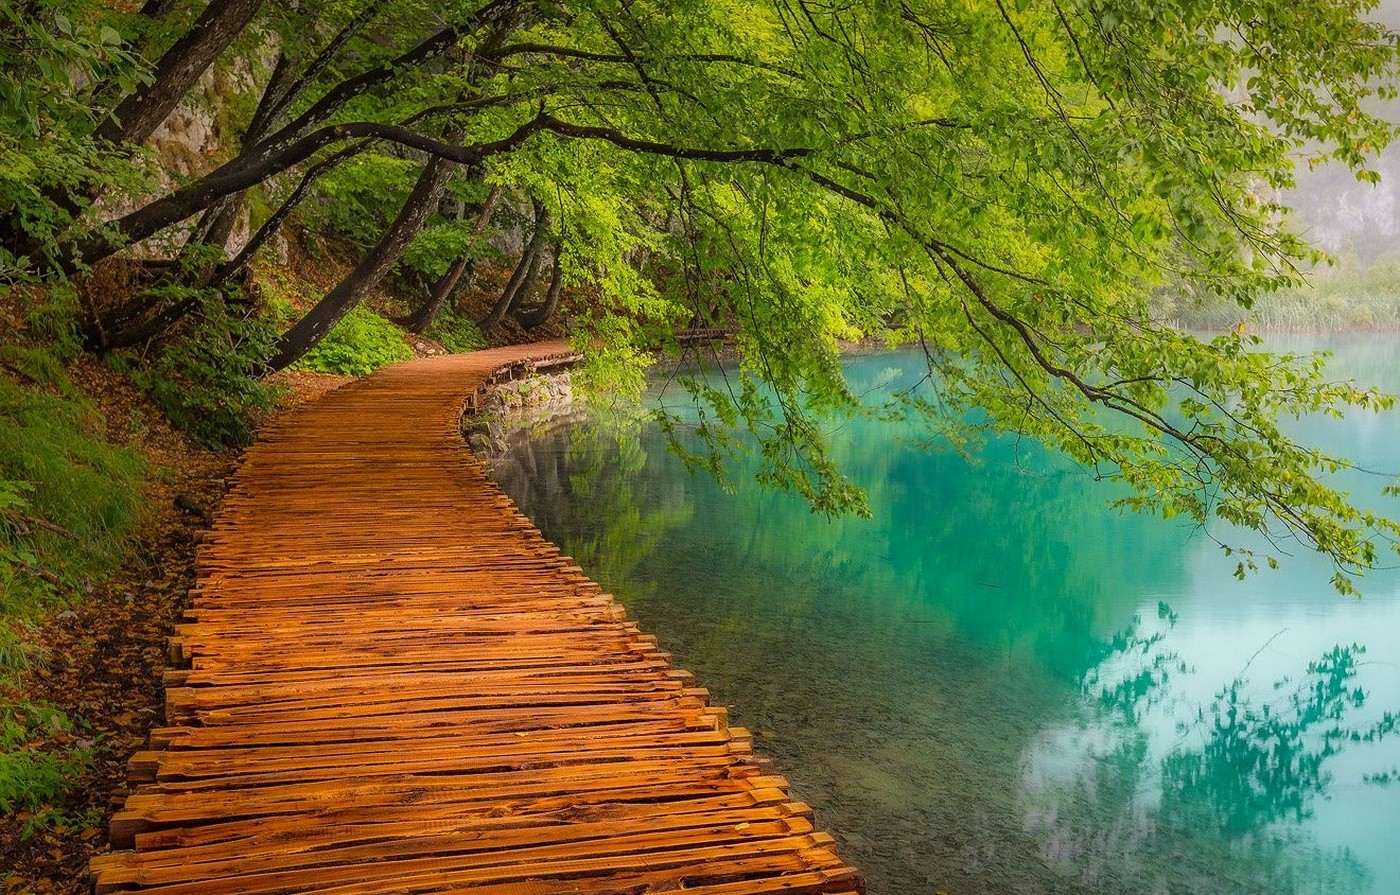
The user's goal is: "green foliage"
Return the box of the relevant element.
[0,480,42,672]
[400,221,483,280]
[295,306,413,376]
[132,293,279,450]
[3,0,1400,587]
[0,0,145,280]
[306,155,419,245]
[20,283,84,362]
[0,344,71,393]
[0,327,139,835]
[0,373,144,635]
[423,310,485,353]
[0,703,87,817]
[0,702,92,823]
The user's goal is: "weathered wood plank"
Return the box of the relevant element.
[91,342,862,894]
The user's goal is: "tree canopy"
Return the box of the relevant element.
[4,0,1400,588]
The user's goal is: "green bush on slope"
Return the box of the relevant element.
[295,306,413,376]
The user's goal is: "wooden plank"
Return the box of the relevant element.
[91,342,861,894]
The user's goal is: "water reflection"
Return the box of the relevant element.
[1028,606,1399,894]
[487,340,1400,895]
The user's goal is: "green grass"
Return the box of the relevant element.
[0,373,144,635]
[0,351,143,829]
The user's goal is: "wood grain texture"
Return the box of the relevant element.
[92,342,863,895]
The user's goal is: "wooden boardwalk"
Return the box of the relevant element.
[92,342,862,895]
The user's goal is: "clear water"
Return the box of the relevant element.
[489,335,1400,895]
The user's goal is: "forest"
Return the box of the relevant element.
[4,0,1400,889]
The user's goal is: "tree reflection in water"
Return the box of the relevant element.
[487,409,695,597]
[1027,615,1400,895]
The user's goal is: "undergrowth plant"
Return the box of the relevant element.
[0,371,143,637]
[0,333,141,832]
[131,291,279,450]
[294,306,412,376]
[0,701,94,832]
[424,311,485,353]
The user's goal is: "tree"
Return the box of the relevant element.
[266,133,460,369]
[516,243,564,329]
[398,181,504,333]
[7,0,1400,586]
[93,0,264,149]
[477,197,549,337]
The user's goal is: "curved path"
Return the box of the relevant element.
[92,342,862,895]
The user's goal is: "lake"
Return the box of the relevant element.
[488,335,1400,895]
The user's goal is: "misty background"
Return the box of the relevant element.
[1288,0,1400,267]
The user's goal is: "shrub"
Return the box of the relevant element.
[0,702,94,830]
[132,291,279,450]
[295,306,413,376]
[425,311,486,353]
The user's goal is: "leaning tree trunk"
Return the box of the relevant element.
[477,199,549,336]
[516,246,564,329]
[403,255,475,335]
[89,126,308,349]
[62,1,526,271]
[265,144,459,371]
[176,50,298,262]
[2,0,264,263]
[399,183,503,333]
[96,0,265,148]
[216,142,367,283]
[184,1,385,263]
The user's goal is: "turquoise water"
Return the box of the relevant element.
[489,336,1400,895]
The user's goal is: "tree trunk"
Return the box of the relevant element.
[64,4,526,271]
[477,244,535,335]
[85,11,509,347]
[477,199,548,336]
[220,143,368,282]
[265,141,459,371]
[95,0,265,148]
[403,256,475,334]
[137,0,180,20]
[516,246,564,329]
[1,0,264,263]
[398,183,503,333]
[89,58,294,349]
[187,196,243,258]
[174,41,307,276]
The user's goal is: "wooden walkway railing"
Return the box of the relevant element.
[92,342,862,895]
